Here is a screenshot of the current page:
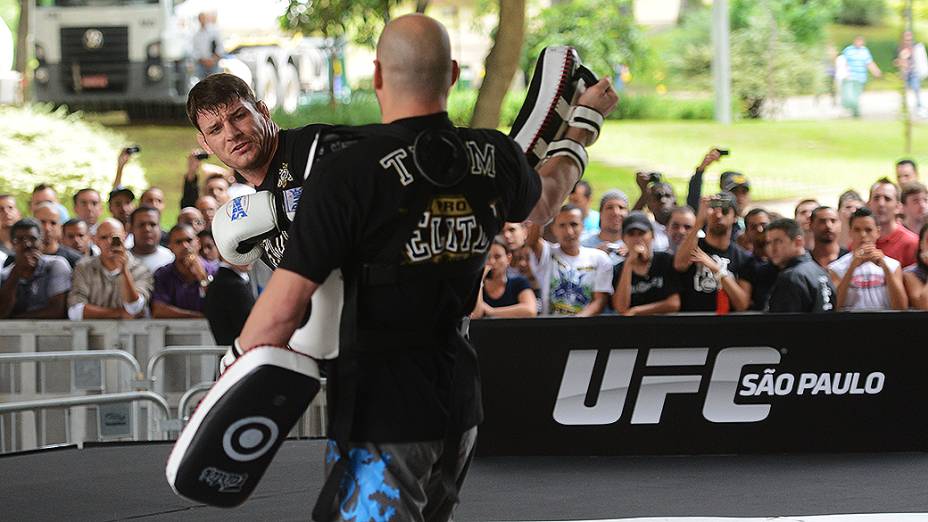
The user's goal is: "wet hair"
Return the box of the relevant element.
[186,73,259,132]
[848,206,876,228]
[766,218,802,240]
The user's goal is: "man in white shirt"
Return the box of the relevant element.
[828,207,907,310]
[528,204,613,316]
[129,207,174,274]
[192,12,223,80]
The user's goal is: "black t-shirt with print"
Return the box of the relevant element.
[613,251,680,308]
[678,237,752,312]
[279,112,540,442]
[483,274,532,308]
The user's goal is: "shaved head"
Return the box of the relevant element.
[376,14,454,101]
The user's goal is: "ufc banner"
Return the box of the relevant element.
[469,312,928,456]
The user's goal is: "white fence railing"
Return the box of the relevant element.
[0,320,326,453]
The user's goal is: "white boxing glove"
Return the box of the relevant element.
[288,269,344,360]
[213,192,279,265]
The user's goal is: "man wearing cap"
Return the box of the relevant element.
[612,211,681,316]
[108,186,136,231]
[581,189,629,265]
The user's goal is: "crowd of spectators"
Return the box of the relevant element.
[2,146,927,325]
[0,150,263,340]
[472,150,928,318]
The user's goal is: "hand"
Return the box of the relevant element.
[111,246,128,272]
[628,244,650,266]
[635,171,651,191]
[851,245,872,268]
[690,247,721,273]
[12,250,39,279]
[868,247,886,267]
[623,307,638,317]
[186,150,204,179]
[117,150,131,169]
[576,77,619,121]
[119,309,135,320]
[699,148,722,170]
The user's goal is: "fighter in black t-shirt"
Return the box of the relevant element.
[185,15,617,520]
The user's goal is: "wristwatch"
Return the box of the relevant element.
[199,274,214,289]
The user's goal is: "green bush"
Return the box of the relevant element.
[835,0,886,26]
[0,104,147,208]
[611,94,714,120]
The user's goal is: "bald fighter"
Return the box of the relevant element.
[233,14,616,520]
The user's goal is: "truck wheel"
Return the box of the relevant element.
[260,62,279,112]
[281,64,301,114]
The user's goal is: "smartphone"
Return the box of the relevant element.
[717,149,730,156]
[195,152,209,160]
[110,236,123,248]
[647,172,662,183]
[125,145,141,154]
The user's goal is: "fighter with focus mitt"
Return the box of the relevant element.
[509,46,603,176]
[166,346,321,507]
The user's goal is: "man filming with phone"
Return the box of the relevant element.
[67,218,153,320]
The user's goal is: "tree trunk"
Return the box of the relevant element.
[415,0,430,13]
[15,0,29,74]
[470,0,525,129]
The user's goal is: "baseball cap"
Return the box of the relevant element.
[108,186,135,202]
[720,171,750,192]
[622,211,653,234]
[599,189,628,212]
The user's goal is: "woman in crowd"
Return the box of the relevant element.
[471,239,537,319]
[903,222,928,309]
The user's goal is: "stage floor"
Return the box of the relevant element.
[2,440,927,521]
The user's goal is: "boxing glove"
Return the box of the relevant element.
[213,192,279,265]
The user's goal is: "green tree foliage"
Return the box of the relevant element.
[521,0,648,81]
[669,1,834,118]
[280,0,401,47]
[834,0,886,26]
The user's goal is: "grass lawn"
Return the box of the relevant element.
[98,118,927,226]
[589,119,928,208]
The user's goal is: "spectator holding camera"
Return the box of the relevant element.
[674,193,752,312]
[569,181,599,234]
[151,224,217,318]
[67,218,153,320]
[0,218,71,319]
[612,212,681,316]
[828,207,907,311]
[810,206,848,268]
[765,218,836,313]
[129,207,174,274]
[903,223,928,309]
[471,239,536,319]
[901,182,928,234]
[837,189,865,249]
[528,205,614,316]
[869,177,917,267]
[581,189,629,265]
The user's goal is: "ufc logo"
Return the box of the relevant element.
[552,347,781,425]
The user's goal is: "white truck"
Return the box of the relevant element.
[31,0,344,119]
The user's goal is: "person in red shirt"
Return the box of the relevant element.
[869,177,918,266]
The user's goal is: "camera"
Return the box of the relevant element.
[195,152,209,160]
[110,236,123,248]
[716,148,730,156]
[647,172,662,184]
[124,145,140,154]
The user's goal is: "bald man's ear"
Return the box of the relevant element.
[196,133,214,155]
[373,59,383,90]
[450,60,460,88]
